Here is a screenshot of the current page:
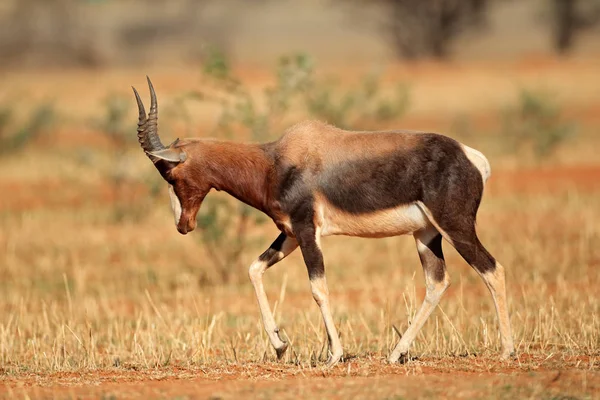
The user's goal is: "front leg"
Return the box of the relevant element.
[249,233,298,359]
[294,224,343,367]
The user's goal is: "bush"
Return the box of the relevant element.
[183,50,410,140]
[0,100,55,156]
[501,89,575,159]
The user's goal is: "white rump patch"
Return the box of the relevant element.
[168,185,182,225]
[462,144,491,184]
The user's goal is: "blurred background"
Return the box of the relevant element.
[1,0,600,66]
[0,0,599,375]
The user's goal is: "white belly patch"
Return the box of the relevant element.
[317,198,430,238]
[168,185,182,225]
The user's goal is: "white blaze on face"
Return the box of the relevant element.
[168,185,182,225]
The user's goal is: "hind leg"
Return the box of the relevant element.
[389,227,450,363]
[442,225,515,359]
[479,261,515,359]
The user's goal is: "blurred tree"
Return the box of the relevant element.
[550,0,600,53]
[339,0,489,59]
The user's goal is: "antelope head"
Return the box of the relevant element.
[133,77,209,234]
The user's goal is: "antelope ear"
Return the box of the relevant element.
[147,147,187,163]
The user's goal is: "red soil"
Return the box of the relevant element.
[2,355,597,399]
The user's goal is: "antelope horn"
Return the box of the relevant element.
[132,77,165,160]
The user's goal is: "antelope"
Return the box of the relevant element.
[132,77,515,366]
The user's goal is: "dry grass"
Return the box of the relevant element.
[0,59,599,399]
[1,164,598,374]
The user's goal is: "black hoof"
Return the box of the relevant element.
[389,353,417,364]
[276,342,288,360]
[398,353,408,364]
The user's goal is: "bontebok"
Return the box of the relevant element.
[132,77,515,366]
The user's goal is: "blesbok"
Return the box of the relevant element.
[132,77,515,366]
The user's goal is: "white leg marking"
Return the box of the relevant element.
[249,237,298,358]
[389,228,450,363]
[481,262,515,358]
[310,275,343,366]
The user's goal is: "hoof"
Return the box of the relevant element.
[325,353,343,367]
[387,352,408,364]
[275,341,288,360]
[500,350,516,360]
[398,352,408,364]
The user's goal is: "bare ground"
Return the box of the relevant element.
[2,355,599,399]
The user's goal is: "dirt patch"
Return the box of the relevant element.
[2,356,597,400]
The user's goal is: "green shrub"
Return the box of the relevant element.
[502,89,575,159]
[0,101,56,156]
[183,50,410,140]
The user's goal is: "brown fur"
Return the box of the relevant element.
[166,139,274,233]
[165,121,430,237]
[276,121,421,167]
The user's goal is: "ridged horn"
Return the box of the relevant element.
[133,77,165,160]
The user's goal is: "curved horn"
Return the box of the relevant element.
[132,77,165,160]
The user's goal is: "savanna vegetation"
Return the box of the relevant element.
[0,48,599,398]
